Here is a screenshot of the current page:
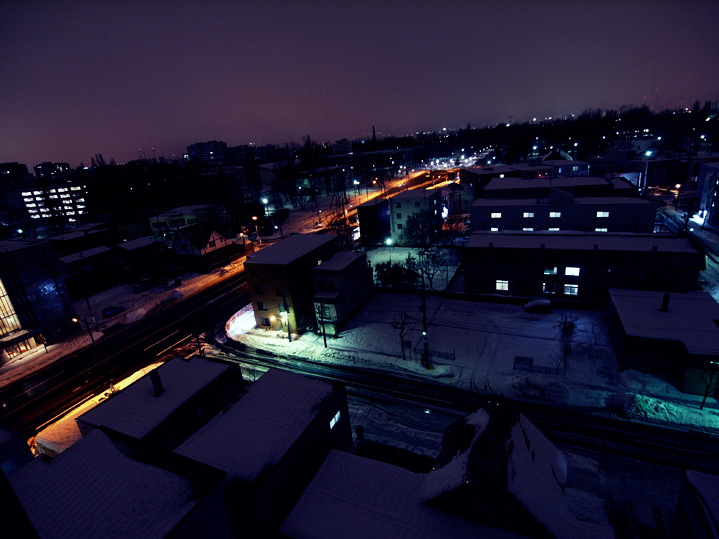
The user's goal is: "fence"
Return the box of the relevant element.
[412,348,456,361]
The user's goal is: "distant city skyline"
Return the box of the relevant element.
[2,0,718,168]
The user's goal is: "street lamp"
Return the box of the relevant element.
[252,216,260,244]
[72,316,95,345]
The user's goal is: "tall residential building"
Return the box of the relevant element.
[33,162,71,179]
[185,141,227,165]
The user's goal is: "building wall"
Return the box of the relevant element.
[470,200,659,233]
[389,190,442,245]
[245,237,340,332]
[0,241,73,352]
[357,199,390,246]
[313,254,373,333]
[464,244,703,302]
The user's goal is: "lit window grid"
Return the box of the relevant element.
[22,189,87,219]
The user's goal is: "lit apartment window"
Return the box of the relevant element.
[572,166,579,172]
[597,211,609,218]
[491,227,499,231]
[57,188,68,193]
[558,168,563,174]
[395,202,401,208]
[595,228,608,232]
[523,212,534,218]
[33,191,42,195]
[523,227,534,231]
[23,198,33,202]
[491,213,502,219]
[21,192,31,196]
[549,212,561,218]
[25,203,36,208]
[549,227,560,231]
[564,284,578,295]
[565,267,580,276]
[71,186,82,191]
[330,410,341,429]
[544,267,557,275]
[496,280,509,291]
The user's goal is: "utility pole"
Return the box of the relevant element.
[420,261,429,368]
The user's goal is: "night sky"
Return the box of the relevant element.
[2,0,718,167]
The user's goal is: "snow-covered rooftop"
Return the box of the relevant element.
[314,251,363,273]
[175,368,334,482]
[391,187,441,200]
[0,239,42,252]
[116,236,157,251]
[76,357,230,439]
[9,429,202,539]
[244,233,337,266]
[609,289,719,356]
[466,231,699,253]
[281,449,520,539]
[471,196,654,207]
[483,176,610,191]
[57,245,111,264]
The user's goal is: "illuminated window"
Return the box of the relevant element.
[550,212,561,218]
[564,284,578,295]
[57,188,68,193]
[25,203,36,208]
[23,198,33,202]
[565,267,580,276]
[330,410,341,429]
[490,227,499,231]
[396,213,401,219]
[597,211,609,218]
[21,192,31,196]
[496,280,509,291]
[33,191,42,195]
[257,301,267,311]
[260,317,271,326]
[549,227,560,231]
[523,227,534,231]
[595,228,608,232]
[523,212,534,218]
[70,186,82,191]
[491,213,502,219]
[544,267,557,275]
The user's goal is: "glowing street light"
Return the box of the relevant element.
[72,316,95,345]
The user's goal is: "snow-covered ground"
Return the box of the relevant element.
[227,284,719,435]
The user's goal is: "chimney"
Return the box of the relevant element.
[660,293,670,313]
[150,369,165,397]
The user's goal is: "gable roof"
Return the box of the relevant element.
[9,429,221,539]
[174,223,225,250]
[175,368,335,482]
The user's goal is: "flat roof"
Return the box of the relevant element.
[0,239,42,252]
[609,289,719,356]
[391,187,441,200]
[116,236,156,251]
[244,233,337,266]
[315,251,363,272]
[176,368,335,482]
[471,197,654,207]
[76,357,230,439]
[9,429,204,539]
[466,232,698,253]
[483,176,611,191]
[58,245,111,264]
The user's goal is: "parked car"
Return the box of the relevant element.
[102,306,125,319]
[523,298,552,313]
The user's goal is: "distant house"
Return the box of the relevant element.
[463,232,704,302]
[112,236,169,277]
[312,251,373,336]
[76,357,246,452]
[57,245,123,299]
[388,187,443,245]
[171,223,236,270]
[281,405,614,539]
[607,289,719,395]
[175,367,352,537]
[441,181,474,216]
[244,233,341,333]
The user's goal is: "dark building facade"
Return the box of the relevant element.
[0,240,73,362]
[463,232,704,303]
[357,197,390,246]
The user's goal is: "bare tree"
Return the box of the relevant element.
[700,361,719,410]
[315,302,331,347]
[391,312,411,361]
[418,248,444,290]
[404,210,434,248]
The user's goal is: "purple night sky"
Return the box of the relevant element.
[1,0,718,167]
